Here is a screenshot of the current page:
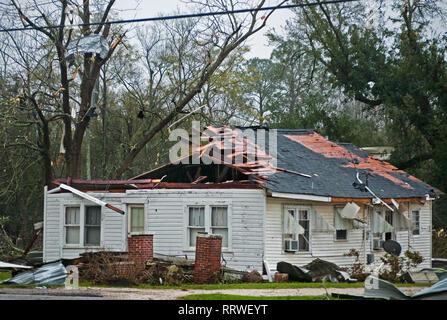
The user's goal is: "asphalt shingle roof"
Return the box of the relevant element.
[260,129,438,199]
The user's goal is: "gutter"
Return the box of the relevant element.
[48,183,124,215]
[270,191,331,202]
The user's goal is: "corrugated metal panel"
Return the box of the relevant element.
[1,261,67,285]
[0,261,32,269]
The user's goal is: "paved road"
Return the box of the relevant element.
[0,288,107,300]
[0,286,425,300]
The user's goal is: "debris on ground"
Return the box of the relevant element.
[304,258,341,281]
[421,268,447,281]
[0,261,32,269]
[0,261,67,285]
[274,273,289,282]
[221,267,248,283]
[71,250,256,285]
[401,270,439,284]
[332,275,447,300]
[275,259,357,283]
[329,270,357,283]
[276,261,312,282]
[241,269,263,283]
[144,259,194,285]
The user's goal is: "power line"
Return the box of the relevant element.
[0,0,360,33]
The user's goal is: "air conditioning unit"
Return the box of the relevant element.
[284,239,299,252]
[373,239,385,250]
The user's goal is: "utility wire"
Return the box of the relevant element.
[0,0,360,33]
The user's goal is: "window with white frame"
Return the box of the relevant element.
[65,207,80,244]
[85,206,101,246]
[371,209,394,250]
[411,210,420,235]
[334,207,349,241]
[188,206,205,247]
[64,205,101,246]
[283,206,310,252]
[298,209,310,251]
[129,205,145,234]
[211,206,228,248]
[186,205,229,249]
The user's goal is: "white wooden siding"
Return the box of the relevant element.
[264,197,432,271]
[264,198,363,268]
[43,188,432,272]
[43,188,265,272]
[395,201,432,269]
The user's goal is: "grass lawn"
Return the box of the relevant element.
[1,270,429,290]
[0,271,11,282]
[179,294,341,300]
[78,280,429,290]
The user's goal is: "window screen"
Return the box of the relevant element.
[65,207,80,244]
[298,210,310,251]
[211,206,228,248]
[85,206,101,246]
[188,206,205,246]
[130,206,145,233]
[412,210,420,235]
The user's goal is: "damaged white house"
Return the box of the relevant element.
[42,126,441,276]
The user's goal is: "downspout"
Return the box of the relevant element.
[363,205,367,268]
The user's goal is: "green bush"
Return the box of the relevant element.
[379,250,424,283]
[433,229,447,258]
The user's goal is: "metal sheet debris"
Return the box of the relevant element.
[0,261,32,269]
[411,276,447,299]
[67,34,109,60]
[333,276,447,300]
[1,261,67,285]
[402,271,438,284]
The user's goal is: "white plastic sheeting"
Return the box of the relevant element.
[393,210,416,232]
[311,212,335,233]
[67,34,109,60]
[334,206,366,230]
[284,209,305,235]
[372,211,394,233]
[334,208,354,230]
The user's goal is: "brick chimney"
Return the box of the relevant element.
[127,234,153,271]
[194,233,222,284]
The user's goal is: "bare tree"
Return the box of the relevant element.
[6,0,123,180]
[114,0,287,178]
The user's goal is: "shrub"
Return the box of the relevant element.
[378,250,424,283]
[433,229,447,258]
[344,249,371,282]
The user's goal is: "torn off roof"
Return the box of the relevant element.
[137,126,439,199]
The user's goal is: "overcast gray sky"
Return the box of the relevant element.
[113,0,295,59]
